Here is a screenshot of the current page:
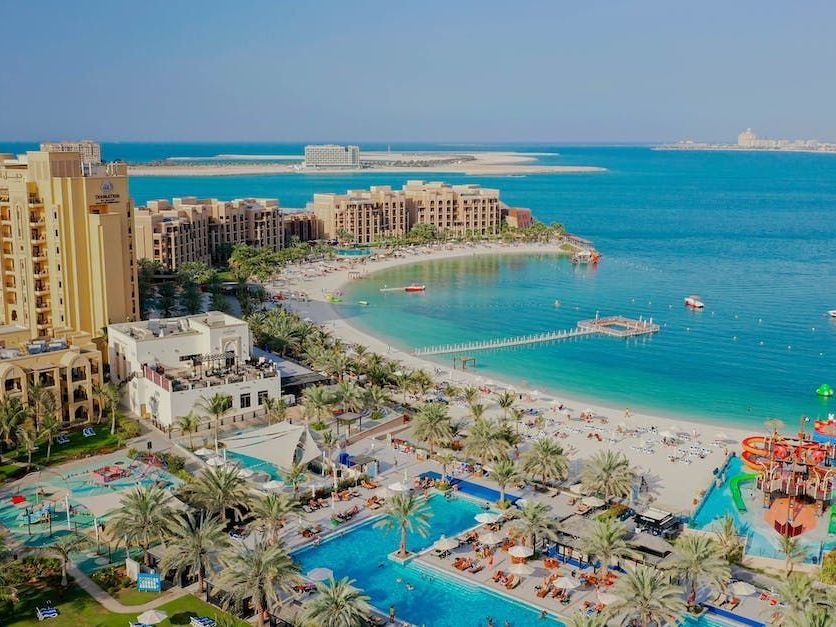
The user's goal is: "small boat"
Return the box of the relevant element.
[571,250,601,265]
[404,285,426,293]
[554,300,561,308]
[828,310,836,318]
[684,295,704,309]
[358,300,369,306]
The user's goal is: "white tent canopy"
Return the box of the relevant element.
[222,422,322,470]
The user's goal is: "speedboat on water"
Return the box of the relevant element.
[404,285,426,292]
[828,310,836,318]
[684,295,704,309]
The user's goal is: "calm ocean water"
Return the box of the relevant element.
[3,141,834,428]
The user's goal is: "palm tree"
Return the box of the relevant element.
[217,540,301,627]
[161,511,229,593]
[318,429,339,489]
[28,381,56,431]
[199,392,233,453]
[0,565,18,603]
[773,573,821,626]
[0,396,27,461]
[282,462,308,494]
[413,403,452,455]
[304,576,373,627]
[779,534,805,575]
[177,410,201,450]
[509,501,559,549]
[521,437,569,487]
[40,533,88,587]
[108,485,174,565]
[92,381,121,434]
[374,492,432,558]
[263,397,289,424]
[608,564,686,626]
[462,386,479,407]
[580,518,638,590]
[667,534,730,608]
[250,493,300,543]
[302,385,333,425]
[564,612,609,627]
[91,381,111,424]
[334,381,362,414]
[185,466,251,523]
[489,457,520,505]
[712,514,744,564]
[463,417,509,465]
[39,413,60,461]
[581,449,635,503]
[469,402,486,421]
[436,452,457,483]
[16,425,37,471]
[409,370,433,396]
[363,385,390,420]
[495,391,515,421]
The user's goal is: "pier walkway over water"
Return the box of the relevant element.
[413,315,660,356]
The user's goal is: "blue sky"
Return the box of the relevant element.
[4,1,836,142]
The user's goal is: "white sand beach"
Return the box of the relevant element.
[270,243,750,513]
[128,151,606,177]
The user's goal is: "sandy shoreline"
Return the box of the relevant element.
[128,151,606,177]
[269,243,749,512]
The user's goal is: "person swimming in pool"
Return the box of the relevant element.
[405,582,413,590]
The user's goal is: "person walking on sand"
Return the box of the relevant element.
[389,605,396,623]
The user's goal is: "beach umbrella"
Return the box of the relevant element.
[205,456,226,467]
[194,447,213,456]
[263,480,284,490]
[554,576,581,590]
[479,531,504,545]
[509,545,534,558]
[515,498,529,509]
[388,482,407,492]
[729,581,757,596]
[307,567,333,582]
[508,562,534,576]
[137,610,168,624]
[597,591,620,605]
[715,432,730,441]
[433,535,459,551]
[475,512,501,525]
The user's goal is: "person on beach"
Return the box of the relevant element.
[389,605,396,623]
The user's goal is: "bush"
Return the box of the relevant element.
[821,551,836,584]
[159,451,186,473]
[118,418,141,440]
[126,448,139,459]
[310,420,327,431]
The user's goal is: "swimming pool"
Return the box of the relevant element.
[335,247,372,256]
[295,494,560,626]
[421,471,521,505]
[225,450,283,482]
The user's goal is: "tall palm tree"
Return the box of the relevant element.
[509,501,559,549]
[263,396,289,425]
[217,540,300,627]
[40,533,88,587]
[304,576,373,627]
[302,385,333,425]
[608,564,686,626]
[374,492,432,558]
[462,386,479,407]
[39,413,60,461]
[773,573,821,626]
[564,612,608,627]
[464,417,509,465]
[108,485,174,565]
[469,403,486,421]
[91,381,110,424]
[413,403,452,455]
[199,392,233,453]
[779,534,805,575]
[436,452,457,483]
[712,514,744,564]
[490,457,520,505]
[334,381,362,415]
[161,511,229,593]
[667,534,730,608]
[581,449,635,503]
[282,462,308,494]
[0,565,18,603]
[580,518,637,590]
[92,381,122,435]
[185,466,251,523]
[177,410,201,450]
[27,381,56,431]
[409,370,433,396]
[16,425,37,471]
[250,493,300,544]
[318,429,339,489]
[0,396,27,461]
[495,391,516,421]
[363,385,390,420]
[521,437,569,487]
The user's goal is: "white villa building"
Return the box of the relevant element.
[108,312,281,428]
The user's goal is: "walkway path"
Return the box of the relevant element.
[68,563,197,614]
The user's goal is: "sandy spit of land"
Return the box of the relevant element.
[268,242,749,513]
[127,151,606,177]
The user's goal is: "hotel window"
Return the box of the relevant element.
[257,390,269,405]
[240,393,251,409]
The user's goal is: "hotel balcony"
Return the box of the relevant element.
[1,227,12,240]
[29,214,45,225]
[34,282,49,295]
[35,299,50,312]
[32,247,46,260]
[28,195,43,205]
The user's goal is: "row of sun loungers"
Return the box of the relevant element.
[490,570,521,589]
[330,505,360,525]
[190,617,217,627]
[37,606,59,620]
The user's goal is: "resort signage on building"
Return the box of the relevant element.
[94,179,121,204]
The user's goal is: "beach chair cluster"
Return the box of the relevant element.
[452,557,483,574]
[303,497,331,512]
[330,504,360,526]
[190,617,217,627]
[36,605,59,620]
[293,581,317,595]
[491,570,520,589]
[82,427,96,438]
[365,494,385,510]
[300,524,323,539]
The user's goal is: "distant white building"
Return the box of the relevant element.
[108,312,281,428]
[304,144,360,169]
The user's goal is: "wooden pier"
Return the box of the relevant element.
[413,315,659,356]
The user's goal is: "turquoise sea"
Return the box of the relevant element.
[4,141,835,429]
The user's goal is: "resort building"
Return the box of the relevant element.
[303,144,360,169]
[40,140,102,165]
[283,210,322,243]
[107,311,281,428]
[502,206,533,230]
[0,325,102,424]
[134,197,283,269]
[311,186,409,244]
[403,180,502,237]
[0,150,139,343]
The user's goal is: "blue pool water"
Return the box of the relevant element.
[335,247,372,256]
[295,494,560,626]
[225,450,283,482]
[421,471,521,504]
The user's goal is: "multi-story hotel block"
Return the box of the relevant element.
[283,210,322,244]
[0,150,139,343]
[134,197,283,269]
[108,311,281,428]
[304,144,360,169]
[311,186,409,245]
[310,181,504,243]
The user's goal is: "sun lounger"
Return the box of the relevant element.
[56,435,70,445]
[37,607,59,620]
[82,427,96,437]
[468,563,483,574]
[190,618,217,627]
[537,586,550,598]
[492,570,505,582]
[505,575,520,589]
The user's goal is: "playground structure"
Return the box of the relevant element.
[90,466,126,483]
[740,421,836,537]
[812,415,836,444]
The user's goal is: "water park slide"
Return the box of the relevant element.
[741,436,769,471]
[729,473,757,512]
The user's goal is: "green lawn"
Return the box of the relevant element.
[4,583,247,627]
[4,427,122,472]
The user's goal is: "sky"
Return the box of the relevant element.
[3,0,836,143]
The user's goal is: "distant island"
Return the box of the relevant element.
[657,128,836,154]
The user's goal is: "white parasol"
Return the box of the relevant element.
[508,562,534,576]
[479,531,504,545]
[508,545,534,558]
[729,581,756,596]
[205,456,226,467]
[263,480,284,490]
[137,610,168,624]
[475,512,501,524]
[554,576,581,590]
[433,535,459,551]
[388,482,407,492]
[194,448,213,456]
[307,567,333,582]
